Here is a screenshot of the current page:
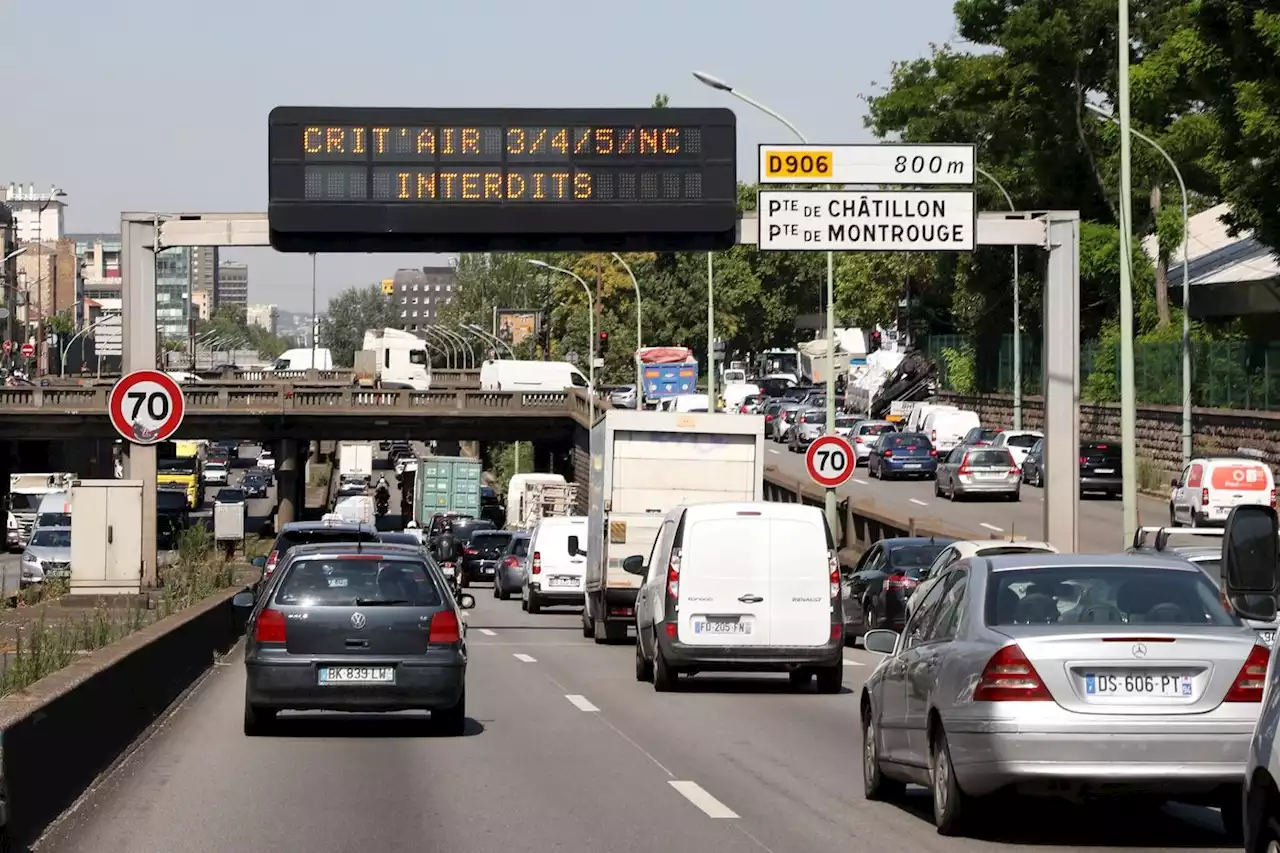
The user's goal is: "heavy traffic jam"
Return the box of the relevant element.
[204,347,1280,850]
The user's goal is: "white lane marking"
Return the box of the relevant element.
[478,628,497,636]
[852,477,868,485]
[565,693,599,712]
[980,522,1004,533]
[767,448,779,454]
[843,656,866,667]
[513,653,537,662]
[909,498,928,507]
[461,611,471,617]
[669,781,739,819]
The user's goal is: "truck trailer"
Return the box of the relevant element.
[584,410,765,643]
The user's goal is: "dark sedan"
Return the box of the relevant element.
[841,536,955,641]
[867,432,938,480]
[237,542,475,736]
[1020,439,1122,497]
[242,473,269,498]
[460,530,514,586]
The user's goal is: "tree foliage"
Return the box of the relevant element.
[197,304,290,360]
[318,284,395,367]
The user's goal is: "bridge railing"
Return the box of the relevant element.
[78,367,482,387]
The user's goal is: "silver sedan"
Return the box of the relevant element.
[934,445,1021,501]
[860,553,1265,840]
[494,533,531,601]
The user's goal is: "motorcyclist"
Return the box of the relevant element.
[375,475,390,494]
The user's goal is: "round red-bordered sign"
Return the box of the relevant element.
[805,433,855,489]
[108,369,186,445]
[19,343,34,359]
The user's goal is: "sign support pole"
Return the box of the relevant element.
[121,213,160,587]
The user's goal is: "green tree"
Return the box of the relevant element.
[317,284,394,367]
[197,304,290,361]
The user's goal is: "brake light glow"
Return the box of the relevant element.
[1225,645,1270,702]
[929,449,938,457]
[883,573,913,592]
[855,436,864,444]
[883,450,893,458]
[974,644,1050,701]
[829,552,840,599]
[930,429,937,443]
[667,549,682,599]
[531,552,542,574]
[1201,487,1210,507]
[463,547,478,556]
[1011,467,1022,477]
[265,551,279,575]
[428,610,461,644]
[502,555,520,568]
[1080,456,1087,465]
[255,608,287,644]
[958,454,973,477]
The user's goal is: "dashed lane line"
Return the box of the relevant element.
[980,522,1004,533]
[565,694,599,712]
[843,656,866,667]
[513,653,537,663]
[478,628,497,636]
[852,477,868,485]
[909,498,928,507]
[669,781,739,819]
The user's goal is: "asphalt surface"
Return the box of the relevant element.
[767,442,1173,553]
[35,587,1240,853]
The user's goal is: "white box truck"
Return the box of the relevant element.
[584,410,765,643]
[338,442,374,489]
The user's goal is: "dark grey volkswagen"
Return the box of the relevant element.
[236,542,476,736]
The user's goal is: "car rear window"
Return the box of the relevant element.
[378,533,420,546]
[470,532,513,556]
[886,544,947,568]
[37,512,71,527]
[802,411,825,424]
[275,557,443,607]
[965,449,1014,466]
[1193,557,1223,582]
[274,529,379,557]
[30,529,70,548]
[453,520,495,541]
[1081,443,1121,462]
[1005,433,1040,448]
[975,546,1053,558]
[509,537,530,557]
[156,492,187,512]
[986,566,1238,626]
[859,423,895,436]
[836,417,859,428]
[886,433,931,449]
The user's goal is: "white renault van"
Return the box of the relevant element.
[630,502,844,693]
[1171,454,1276,528]
[480,359,590,393]
[523,515,589,614]
[922,408,980,454]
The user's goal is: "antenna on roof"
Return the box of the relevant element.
[1009,521,1015,542]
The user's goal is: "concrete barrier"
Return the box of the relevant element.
[762,466,972,564]
[0,588,248,847]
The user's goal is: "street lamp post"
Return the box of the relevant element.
[1116,0,1139,544]
[440,327,476,369]
[974,167,1023,429]
[609,252,644,406]
[61,314,116,377]
[694,70,839,534]
[467,323,514,359]
[32,189,67,376]
[1086,102,1191,465]
[527,259,595,425]
[421,327,454,368]
[310,253,318,368]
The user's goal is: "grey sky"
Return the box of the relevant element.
[1,0,958,312]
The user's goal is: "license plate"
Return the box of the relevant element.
[319,666,395,684]
[1094,468,1115,474]
[977,471,1006,479]
[1260,631,1275,647]
[441,565,455,577]
[693,619,752,635]
[482,567,494,574]
[1084,671,1193,698]
[549,576,578,587]
[902,463,921,469]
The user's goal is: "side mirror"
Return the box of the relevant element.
[251,556,266,568]
[567,535,585,557]
[1223,505,1280,622]
[1170,477,1179,488]
[863,629,899,655]
[232,591,255,608]
[457,593,476,610]
[622,555,646,576]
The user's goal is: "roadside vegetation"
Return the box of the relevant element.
[0,525,240,697]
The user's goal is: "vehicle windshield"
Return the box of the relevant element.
[965,449,1014,466]
[377,533,421,547]
[886,544,947,568]
[37,512,71,527]
[273,528,379,558]
[159,458,197,475]
[31,529,70,548]
[470,532,513,557]
[859,423,895,436]
[216,489,246,503]
[885,434,931,450]
[986,565,1240,626]
[1005,433,1041,448]
[802,411,825,424]
[275,558,443,607]
[8,494,42,512]
[836,417,858,428]
[510,537,530,557]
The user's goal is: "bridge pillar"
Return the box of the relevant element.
[274,438,299,529]
[294,443,309,515]
[0,442,11,549]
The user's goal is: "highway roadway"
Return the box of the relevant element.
[34,593,1239,852]
[766,443,1173,553]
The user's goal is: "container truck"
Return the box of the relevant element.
[338,442,373,489]
[584,410,766,643]
[412,456,482,524]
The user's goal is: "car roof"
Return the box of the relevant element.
[1131,544,1221,561]
[285,542,426,559]
[950,539,1056,556]
[983,553,1200,573]
[878,536,955,548]
[680,502,822,523]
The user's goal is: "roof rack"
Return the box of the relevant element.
[1131,525,1223,551]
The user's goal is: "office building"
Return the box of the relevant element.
[216,261,248,308]
[71,233,122,301]
[155,247,192,340]
[246,304,278,335]
[2,183,66,244]
[391,265,455,332]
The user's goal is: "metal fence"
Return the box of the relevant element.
[923,334,1280,411]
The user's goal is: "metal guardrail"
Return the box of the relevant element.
[77,367,481,387]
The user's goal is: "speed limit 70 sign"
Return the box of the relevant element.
[108,369,186,445]
[805,434,855,489]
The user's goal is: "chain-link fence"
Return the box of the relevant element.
[923,334,1280,411]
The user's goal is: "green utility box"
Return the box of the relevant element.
[413,455,482,523]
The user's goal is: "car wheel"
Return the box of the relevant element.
[499,583,511,601]
[520,593,528,612]
[930,727,975,836]
[1009,490,1020,502]
[243,697,276,736]
[815,664,842,694]
[432,690,466,736]
[934,478,942,497]
[1218,789,1244,844]
[492,580,501,599]
[1169,505,1179,528]
[788,669,812,691]
[582,609,594,638]
[635,637,654,682]
[653,647,678,692]
[947,481,957,501]
[527,593,541,614]
[862,704,906,801]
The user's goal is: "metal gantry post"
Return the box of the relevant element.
[121,214,160,587]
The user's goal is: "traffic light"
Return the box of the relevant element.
[598,330,610,357]
[869,330,882,353]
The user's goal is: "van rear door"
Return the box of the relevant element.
[766,512,833,646]
[676,511,770,646]
[536,519,588,587]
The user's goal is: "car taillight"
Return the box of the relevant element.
[883,573,911,591]
[739,406,748,413]
[264,551,279,575]
[883,450,893,458]
[1201,487,1210,507]
[464,547,478,555]
[958,456,973,476]
[666,549,682,599]
[1080,456,1087,464]
[929,449,938,457]
[255,608,287,644]
[974,644,1050,701]
[829,552,840,599]
[765,414,773,421]
[1272,489,1277,509]
[502,555,519,568]
[930,429,937,442]
[1011,467,1022,477]
[531,552,542,574]
[1225,645,1270,702]
[429,610,461,644]
[854,436,864,444]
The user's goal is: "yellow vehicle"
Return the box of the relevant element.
[174,440,203,459]
[158,456,202,509]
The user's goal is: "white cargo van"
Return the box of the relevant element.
[523,515,589,613]
[906,402,957,434]
[922,408,980,454]
[272,348,334,371]
[630,502,844,693]
[479,359,589,393]
[1170,454,1276,528]
[35,492,70,530]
